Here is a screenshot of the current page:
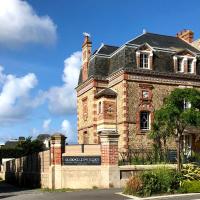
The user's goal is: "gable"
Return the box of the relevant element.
[175,49,196,57]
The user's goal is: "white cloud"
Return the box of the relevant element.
[61,119,75,143]
[0,66,38,123]
[44,51,82,115]
[0,0,57,47]
[42,118,51,130]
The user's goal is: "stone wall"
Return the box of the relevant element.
[1,133,121,189]
[3,150,50,188]
[64,144,101,155]
[62,166,102,189]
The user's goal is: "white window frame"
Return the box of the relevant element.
[177,57,184,72]
[137,50,153,70]
[140,111,151,131]
[183,99,191,110]
[174,55,196,74]
[183,134,192,157]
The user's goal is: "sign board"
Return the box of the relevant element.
[167,150,177,163]
[62,156,101,165]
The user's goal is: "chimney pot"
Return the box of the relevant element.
[176,29,194,43]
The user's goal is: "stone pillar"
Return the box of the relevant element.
[100,131,120,188]
[49,133,66,189]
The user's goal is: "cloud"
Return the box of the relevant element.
[44,51,82,115]
[0,66,38,123]
[61,119,75,144]
[0,0,57,47]
[42,118,51,130]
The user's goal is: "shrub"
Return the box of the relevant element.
[181,164,200,181]
[180,180,200,193]
[138,167,181,197]
[123,176,142,195]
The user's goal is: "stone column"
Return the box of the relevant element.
[100,131,120,188]
[49,133,66,189]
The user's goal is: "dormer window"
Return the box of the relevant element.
[177,57,184,72]
[140,53,149,69]
[187,59,193,73]
[136,44,153,70]
[174,50,197,74]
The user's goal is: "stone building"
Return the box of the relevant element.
[76,29,200,152]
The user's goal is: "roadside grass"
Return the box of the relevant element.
[41,186,100,193]
[41,188,81,192]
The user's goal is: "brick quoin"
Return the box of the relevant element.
[50,134,66,165]
[100,132,119,166]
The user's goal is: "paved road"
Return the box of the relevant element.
[0,182,128,200]
[1,182,200,200]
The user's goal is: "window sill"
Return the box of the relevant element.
[137,130,150,135]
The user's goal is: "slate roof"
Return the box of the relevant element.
[95,88,117,99]
[37,134,51,141]
[94,44,119,55]
[78,32,200,85]
[4,141,18,148]
[128,32,200,53]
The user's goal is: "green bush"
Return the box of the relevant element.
[181,164,200,181]
[123,176,142,195]
[138,167,181,197]
[180,180,200,193]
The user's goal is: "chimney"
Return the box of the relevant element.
[176,29,194,43]
[82,32,92,82]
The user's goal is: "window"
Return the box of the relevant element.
[142,90,149,99]
[183,99,191,110]
[187,59,193,73]
[177,57,183,72]
[140,111,150,130]
[98,101,102,114]
[83,131,89,144]
[140,53,149,69]
[183,135,192,157]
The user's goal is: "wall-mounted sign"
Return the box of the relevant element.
[62,156,101,165]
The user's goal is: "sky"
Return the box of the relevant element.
[0,0,200,144]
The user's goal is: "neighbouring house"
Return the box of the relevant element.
[4,136,25,149]
[37,134,51,149]
[76,29,200,153]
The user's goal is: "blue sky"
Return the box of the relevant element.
[0,0,199,144]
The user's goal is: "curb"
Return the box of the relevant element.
[116,192,200,199]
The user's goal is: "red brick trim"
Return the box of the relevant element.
[136,84,154,135]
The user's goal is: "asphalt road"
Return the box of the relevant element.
[0,182,128,200]
[1,182,200,200]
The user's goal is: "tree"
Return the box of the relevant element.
[149,88,200,171]
[17,137,44,155]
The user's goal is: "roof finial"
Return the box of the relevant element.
[143,29,147,34]
[83,32,91,37]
